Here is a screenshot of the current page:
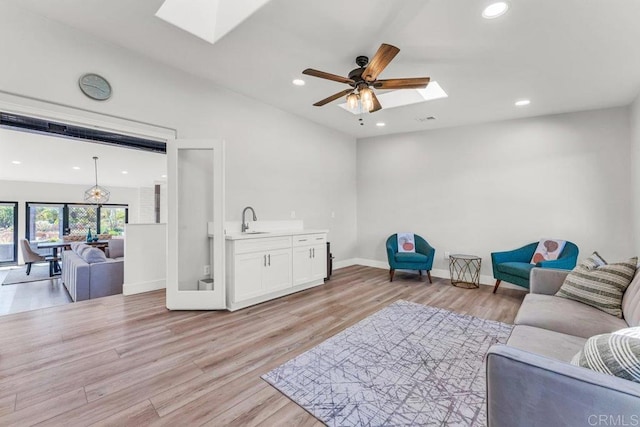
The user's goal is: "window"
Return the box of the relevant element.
[0,202,18,265]
[68,205,98,236]
[26,203,128,241]
[100,206,127,236]
[27,203,64,242]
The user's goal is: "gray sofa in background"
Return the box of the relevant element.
[61,241,124,302]
[487,267,640,427]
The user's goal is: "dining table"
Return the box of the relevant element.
[36,240,110,274]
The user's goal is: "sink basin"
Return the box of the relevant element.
[243,231,269,235]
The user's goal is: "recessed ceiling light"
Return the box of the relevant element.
[292,79,305,86]
[161,174,167,178]
[515,99,531,107]
[11,160,21,165]
[121,171,128,174]
[482,2,509,19]
[72,166,80,170]
[376,122,386,127]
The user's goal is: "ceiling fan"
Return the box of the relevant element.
[303,43,430,113]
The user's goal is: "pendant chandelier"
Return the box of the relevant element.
[84,156,110,204]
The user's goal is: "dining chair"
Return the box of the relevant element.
[19,239,61,277]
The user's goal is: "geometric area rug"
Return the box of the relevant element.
[262,300,513,427]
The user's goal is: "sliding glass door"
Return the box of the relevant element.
[0,202,18,265]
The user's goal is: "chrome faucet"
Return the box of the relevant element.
[241,206,257,232]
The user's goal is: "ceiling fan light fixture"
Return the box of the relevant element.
[482,2,509,19]
[359,86,374,112]
[346,92,359,110]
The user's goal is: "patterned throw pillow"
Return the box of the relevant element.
[555,253,637,318]
[530,238,567,264]
[397,233,416,253]
[571,327,640,383]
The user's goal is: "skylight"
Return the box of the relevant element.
[155,0,270,45]
[338,82,448,114]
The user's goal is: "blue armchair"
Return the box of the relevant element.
[491,241,579,293]
[386,234,435,283]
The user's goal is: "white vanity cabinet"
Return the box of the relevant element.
[228,236,292,303]
[292,234,327,286]
[226,230,327,311]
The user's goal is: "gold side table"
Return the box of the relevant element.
[449,254,481,289]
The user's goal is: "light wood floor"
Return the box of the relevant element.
[0,268,72,316]
[0,266,526,426]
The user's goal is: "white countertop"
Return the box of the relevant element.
[225,229,328,240]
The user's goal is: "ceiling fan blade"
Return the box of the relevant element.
[370,91,382,113]
[362,43,400,82]
[313,88,354,107]
[303,68,355,85]
[373,77,431,89]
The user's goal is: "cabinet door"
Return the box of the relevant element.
[234,252,265,301]
[264,248,292,292]
[293,246,313,286]
[311,244,327,281]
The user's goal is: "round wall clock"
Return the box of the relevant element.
[78,73,112,101]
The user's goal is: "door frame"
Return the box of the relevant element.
[0,201,18,266]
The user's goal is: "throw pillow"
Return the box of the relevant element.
[530,238,567,264]
[556,253,637,318]
[579,251,607,269]
[397,233,416,253]
[82,247,107,264]
[71,242,88,254]
[571,327,640,383]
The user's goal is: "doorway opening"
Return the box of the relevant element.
[0,100,175,315]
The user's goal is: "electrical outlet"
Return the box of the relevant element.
[444,251,450,259]
[290,210,296,218]
[331,211,335,218]
[203,265,210,275]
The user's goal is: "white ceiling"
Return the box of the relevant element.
[0,128,166,188]
[9,0,640,138]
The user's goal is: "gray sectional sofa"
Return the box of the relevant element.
[61,240,124,302]
[486,267,640,427]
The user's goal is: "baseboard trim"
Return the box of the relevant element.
[333,258,360,269]
[337,259,523,290]
[123,279,166,295]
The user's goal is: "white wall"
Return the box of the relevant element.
[123,223,167,295]
[0,3,358,264]
[137,187,156,224]
[357,107,634,280]
[631,94,640,255]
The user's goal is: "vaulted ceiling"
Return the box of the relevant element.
[9,0,640,138]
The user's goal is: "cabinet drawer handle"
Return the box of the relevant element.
[315,237,323,240]
[313,248,315,257]
[268,254,271,266]
[264,255,266,266]
[299,239,307,242]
